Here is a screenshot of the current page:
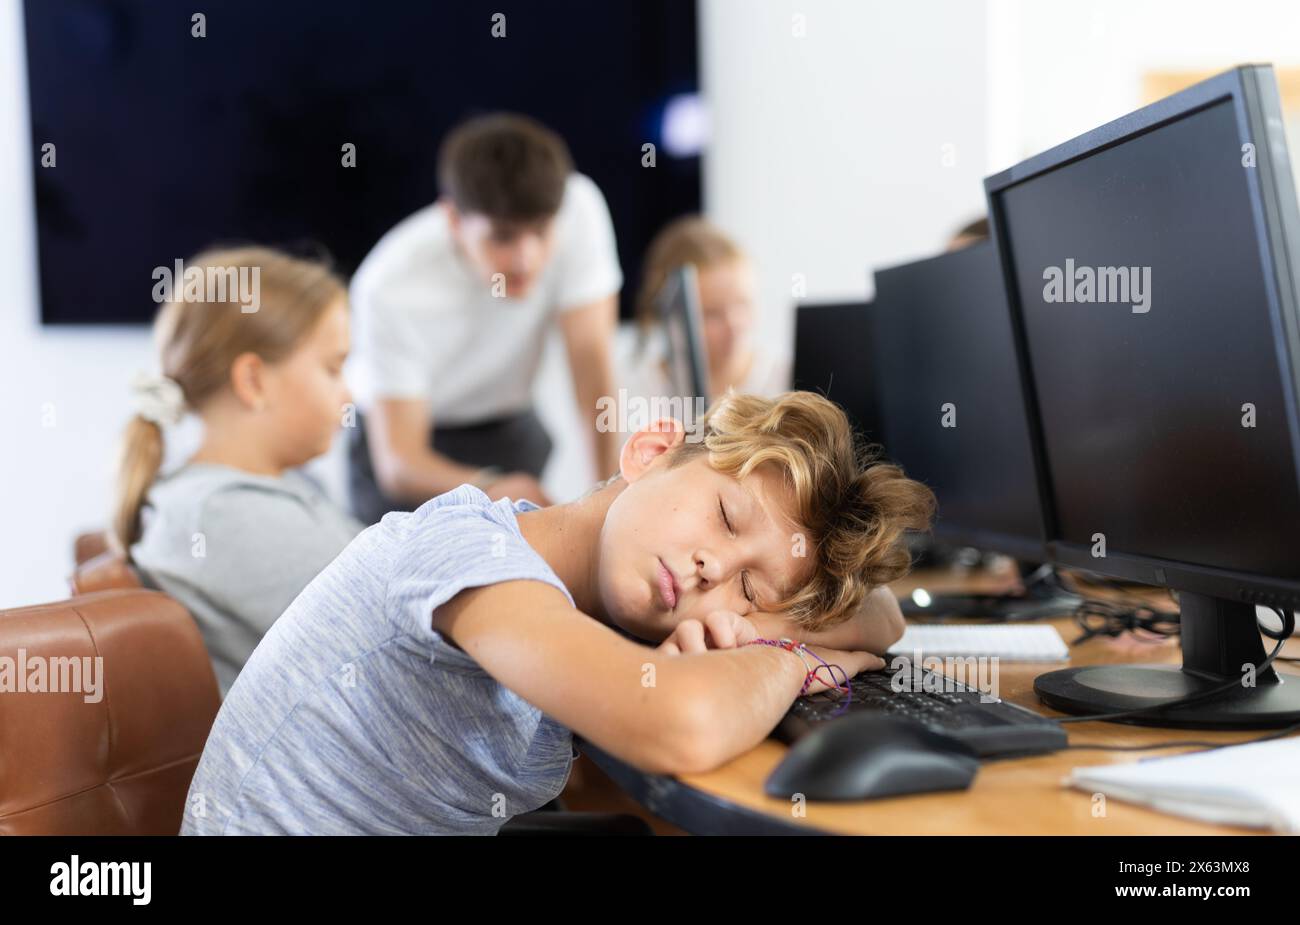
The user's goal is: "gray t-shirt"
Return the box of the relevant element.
[131,463,364,695]
[180,484,578,835]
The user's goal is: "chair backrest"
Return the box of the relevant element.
[0,589,221,834]
[73,530,110,566]
[69,549,144,596]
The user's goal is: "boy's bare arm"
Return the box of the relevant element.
[433,579,877,775]
[749,586,906,656]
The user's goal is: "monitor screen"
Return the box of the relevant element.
[871,243,1045,558]
[657,265,711,403]
[995,96,1300,581]
[23,0,700,324]
[792,301,882,444]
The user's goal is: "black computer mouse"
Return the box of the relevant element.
[765,714,980,802]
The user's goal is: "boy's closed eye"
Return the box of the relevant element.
[718,496,760,608]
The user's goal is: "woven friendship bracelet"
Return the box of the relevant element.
[744,637,851,697]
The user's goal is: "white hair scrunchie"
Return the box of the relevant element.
[131,371,186,427]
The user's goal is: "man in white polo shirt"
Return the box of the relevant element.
[347,113,623,523]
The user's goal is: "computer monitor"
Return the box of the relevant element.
[792,300,883,444]
[986,64,1300,727]
[657,264,711,403]
[872,242,1047,562]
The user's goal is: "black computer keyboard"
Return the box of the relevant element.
[773,666,1068,759]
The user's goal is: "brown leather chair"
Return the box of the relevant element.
[69,550,144,595]
[70,529,142,595]
[73,530,110,566]
[0,589,221,835]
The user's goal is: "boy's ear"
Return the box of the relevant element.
[620,418,687,482]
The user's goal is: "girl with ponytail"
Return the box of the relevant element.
[114,246,364,695]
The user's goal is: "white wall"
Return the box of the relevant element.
[987,0,1300,173]
[701,0,991,347]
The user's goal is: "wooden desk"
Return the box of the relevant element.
[584,567,1300,835]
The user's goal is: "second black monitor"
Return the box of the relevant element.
[871,241,1045,560]
[792,300,882,444]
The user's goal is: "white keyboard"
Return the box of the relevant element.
[887,624,1070,661]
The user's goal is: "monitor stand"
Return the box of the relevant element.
[1034,592,1300,728]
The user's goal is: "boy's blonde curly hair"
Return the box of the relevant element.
[670,391,936,632]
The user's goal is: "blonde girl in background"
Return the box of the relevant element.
[113,246,364,695]
[625,216,790,408]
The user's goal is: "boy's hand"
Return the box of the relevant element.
[745,611,891,696]
[657,610,759,655]
[654,611,887,698]
[746,587,906,656]
[689,620,885,693]
[798,644,886,695]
